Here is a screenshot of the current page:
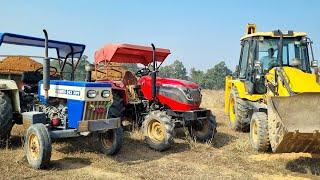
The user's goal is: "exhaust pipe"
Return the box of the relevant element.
[43,29,50,102]
[151,43,157,102]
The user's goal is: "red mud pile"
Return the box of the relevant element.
[0,56,42,74]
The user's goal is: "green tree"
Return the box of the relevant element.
[202,61,232,89]
[51,55,89,81]
[159,60,188,80]
[190,67,205,87]
[74,55,89,81]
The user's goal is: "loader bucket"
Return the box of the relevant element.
[267,93,320,153]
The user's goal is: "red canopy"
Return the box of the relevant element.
[94,44,171,65]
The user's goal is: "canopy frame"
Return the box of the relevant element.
[0,32,86,80]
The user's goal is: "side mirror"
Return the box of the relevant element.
[254,60,262,80]
[311,60,318,68]
[254,60,262,70]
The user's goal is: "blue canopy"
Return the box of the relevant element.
[0,33,86,59]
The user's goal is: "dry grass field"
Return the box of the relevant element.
[0,90,319,179]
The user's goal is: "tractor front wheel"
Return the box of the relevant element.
[98,127,124,155]
[25,124,52,169]
[188,112,217,142]
[142,111,174,151]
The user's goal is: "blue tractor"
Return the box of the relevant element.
[0,30,123,169]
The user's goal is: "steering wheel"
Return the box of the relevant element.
[135,68,151,77]
[35,66,58,76]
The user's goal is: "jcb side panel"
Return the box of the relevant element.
[224,76,263,114]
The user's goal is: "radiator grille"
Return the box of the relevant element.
[83,101,108,120]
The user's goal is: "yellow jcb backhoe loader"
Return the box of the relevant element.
[225,24,320,153]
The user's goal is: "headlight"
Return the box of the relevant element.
[101,90,111,98]
[87,90,97,98]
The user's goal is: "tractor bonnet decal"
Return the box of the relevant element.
[56,89,81,96]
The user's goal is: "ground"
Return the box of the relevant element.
[0,90,319,179]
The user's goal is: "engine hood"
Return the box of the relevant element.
[139,76,199,89]
[139,76,201,111]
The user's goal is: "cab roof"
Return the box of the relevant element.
[94,43,171,66]
[0,32,86,59]
[240,31,307,41]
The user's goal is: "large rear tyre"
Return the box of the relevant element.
[98,127,124,155]
[228,88,250,132]
[142,111,174,151]
[188,112,217,142]
[0,92,13,146]
[249,112,270,152]
[25,124,52,169]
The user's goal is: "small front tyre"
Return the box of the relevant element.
[189,112,217,142]
[249,112,270,152]
[142,111,174,151]
[25,124,52,169]
[99,127,123,155]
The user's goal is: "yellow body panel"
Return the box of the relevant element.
[224,67,320,115]
[224,76,263,114]
[266,67,320,97]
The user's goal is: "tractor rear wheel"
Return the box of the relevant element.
[249,112,270,152]
[0,91,13,146]
[25,124,52,169]
[99,127,124,155]
[189,112,217,142]
[142,111,174,151]
[228,88,250,132]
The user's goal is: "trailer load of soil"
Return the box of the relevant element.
[0,56,42,74]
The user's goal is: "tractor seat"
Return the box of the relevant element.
[123,71,138,86]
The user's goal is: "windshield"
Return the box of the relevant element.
[258,37,311,72]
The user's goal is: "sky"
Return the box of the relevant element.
[1,0,320,71]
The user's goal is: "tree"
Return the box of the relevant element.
[202,61,232,89]
[190,68,205,87]
[156,59,231,90]
[159,60,188,80]
[51,55,89,81]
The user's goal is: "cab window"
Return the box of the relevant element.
[239,41,250,78]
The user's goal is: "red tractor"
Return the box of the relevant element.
[92,43,216,151]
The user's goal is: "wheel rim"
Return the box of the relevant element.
[101,131,114,148]
[147,120,165,142]
[229,97,236,122]
[28,134,40,160]
[251,120,258,144]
